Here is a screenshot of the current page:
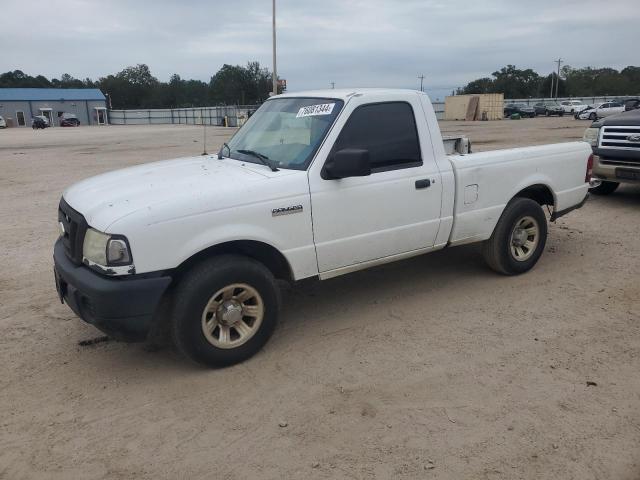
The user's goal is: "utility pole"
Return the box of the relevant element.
[418,74,425,92]
[272,0,278,96]
[330,82,335,89]
[554,58,562,99]
[549,73,554,99]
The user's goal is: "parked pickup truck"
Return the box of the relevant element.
[53,89,591,367]
[583,108,640,194]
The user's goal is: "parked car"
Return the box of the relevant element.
[583,108,640,194]
[624,98,640,111]
[53,89,591,367]
[32,115,50,129]
[560,100,589,114]
[533,101,564,117]
[60,113,80,127]
[581,102,626,120]
[0,115,6,129]
[504,102,536,118]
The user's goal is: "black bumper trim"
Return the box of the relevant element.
[53,239,172,341]
[550,192,589,222]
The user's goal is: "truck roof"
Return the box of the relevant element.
[275,88,427,101]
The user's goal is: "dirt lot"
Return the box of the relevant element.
[1,118,639,479]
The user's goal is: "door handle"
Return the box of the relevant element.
[415,179,431,189]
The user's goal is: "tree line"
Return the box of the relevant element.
[458,65,640,98]
[0,62,281,109]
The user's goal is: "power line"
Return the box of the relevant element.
[554,58,562,99]
[418,74,425,92]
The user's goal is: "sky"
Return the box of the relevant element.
[4,0,640,100]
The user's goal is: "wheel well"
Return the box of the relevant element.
[173,240,294,283]
[514,184,554,209]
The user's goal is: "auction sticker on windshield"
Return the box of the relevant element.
[296,103,335,118]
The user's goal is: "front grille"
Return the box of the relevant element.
[58,198,88,265]
[599,126,640,151]
[597,126,640,166]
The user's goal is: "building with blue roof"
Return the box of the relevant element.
[0,88,108,127]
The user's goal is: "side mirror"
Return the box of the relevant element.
[323,148,371,179]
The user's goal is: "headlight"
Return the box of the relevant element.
[83,228,132,267]
[583,127,600,147]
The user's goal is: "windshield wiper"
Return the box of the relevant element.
[218,142,231,159]
[236,149,279,171]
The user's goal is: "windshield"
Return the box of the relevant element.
[223,97,344,170]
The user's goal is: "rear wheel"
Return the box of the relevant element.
[171,255,280,367]
[483,198,548,275]
[589,181,619,195]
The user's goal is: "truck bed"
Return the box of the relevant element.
[447,141,591,245]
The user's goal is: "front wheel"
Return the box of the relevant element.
[589,112,597,120]
[483,198,548,275]
[171,255,280,367]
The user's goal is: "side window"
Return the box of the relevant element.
[331,102,422,172]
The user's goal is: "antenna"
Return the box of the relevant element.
[330,81,335,89]
[201,108,208,156]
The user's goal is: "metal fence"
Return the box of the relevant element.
[108,106,243,127]
[432,101,445,120]
[505,95,638,106]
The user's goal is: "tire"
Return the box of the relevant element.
[545,110,550,117]
[530,113,536,118]
[482,198,548,275]
[589,112,597,120]
[171,254,281,367]
[589,181,619,195]
[559,112,564,117]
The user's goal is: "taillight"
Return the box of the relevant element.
[585,154,593,183]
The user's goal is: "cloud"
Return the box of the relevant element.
[4,0,639,97]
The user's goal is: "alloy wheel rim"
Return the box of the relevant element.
[201,283,264,349]
[509,216,539,262]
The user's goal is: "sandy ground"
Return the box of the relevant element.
[1,118,639,479]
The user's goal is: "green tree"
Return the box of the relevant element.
[458,77,493,94]
[0,61,281,108]
[209,61,278,105]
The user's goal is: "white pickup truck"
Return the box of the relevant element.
[54,89,591,367]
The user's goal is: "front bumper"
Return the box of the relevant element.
[592,155,640,185]
[53,239,172,341]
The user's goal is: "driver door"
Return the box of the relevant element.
[307,95,443,275]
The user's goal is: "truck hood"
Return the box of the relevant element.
[63,155,306,232]
[598,108,640,126]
